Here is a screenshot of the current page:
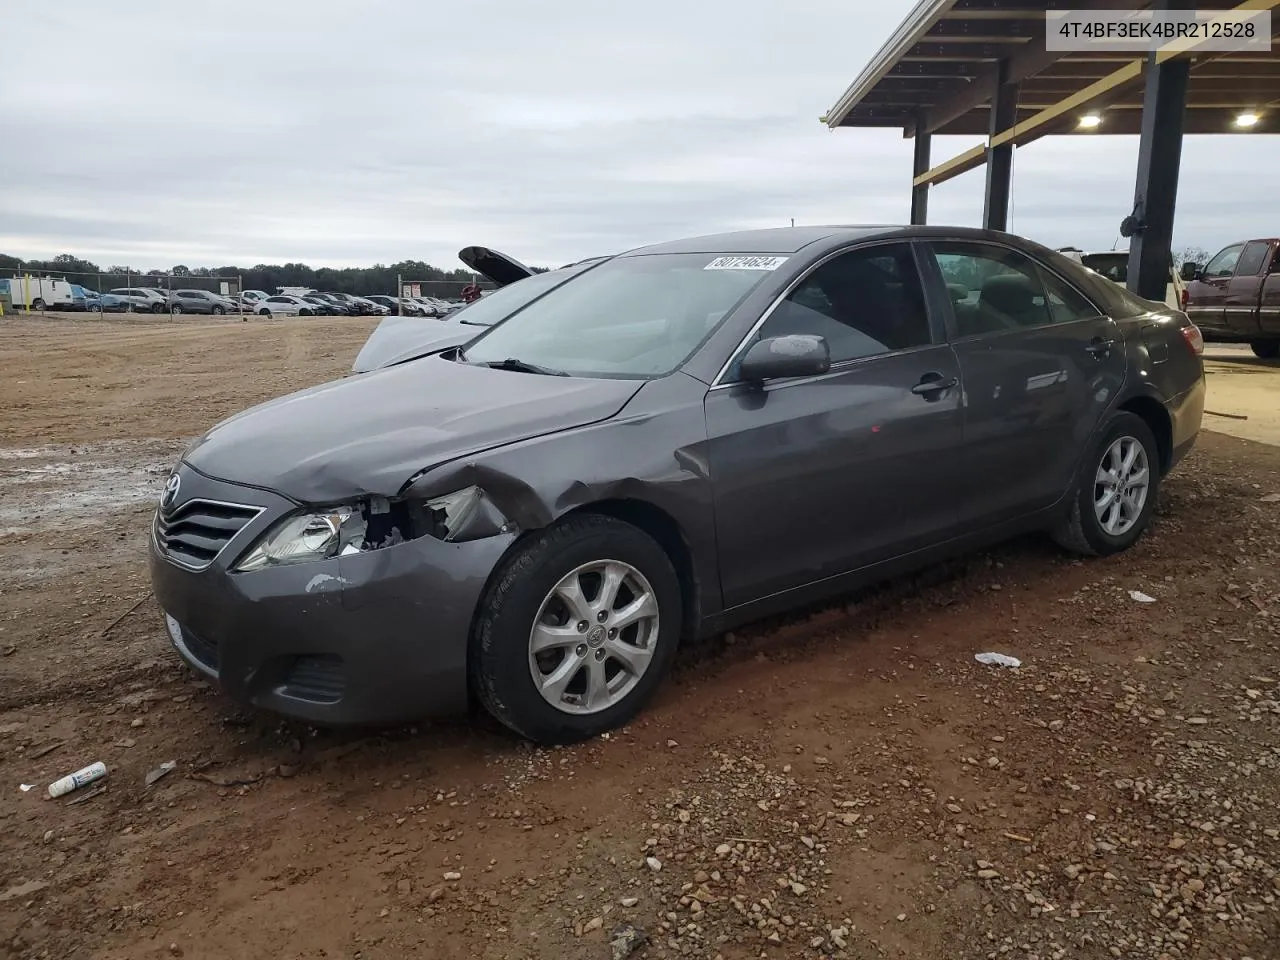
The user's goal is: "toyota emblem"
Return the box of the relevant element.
[161,473,181,509]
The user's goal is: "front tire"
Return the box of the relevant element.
[212,306,225,316]
[171,304,182,315]
[1053,411,1161,557]
[258,309,271,317]
[1250,339,1279,360]
[472,515,682,745]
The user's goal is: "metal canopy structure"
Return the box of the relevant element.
[820,0,1280,301]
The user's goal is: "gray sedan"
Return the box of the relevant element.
[149,225,1206,745]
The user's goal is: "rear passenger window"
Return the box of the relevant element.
[754,243,932,364]
[929,243,1099,337]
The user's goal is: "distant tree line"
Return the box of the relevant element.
[0,252,525,296]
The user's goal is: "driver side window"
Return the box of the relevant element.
[1203,244,1244,279]
[754,243,932,363]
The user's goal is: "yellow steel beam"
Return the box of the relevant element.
[913,143,988,186]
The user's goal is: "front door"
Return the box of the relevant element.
[705,242,965,610]
[1187,243,1244,337]
[924,241,1128,526]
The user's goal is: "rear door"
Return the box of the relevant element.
[1224,241,1272,338]
[923,240,1127,527]
[1187,243,1243,336]
[705,241,965,608]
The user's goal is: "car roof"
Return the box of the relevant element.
[620,224,1041,257]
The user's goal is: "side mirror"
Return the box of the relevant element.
[1180,262,1201,282]
[739,335,831,384]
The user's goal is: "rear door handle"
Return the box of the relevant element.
[1086,337,1116,357]
[911,374,958,395]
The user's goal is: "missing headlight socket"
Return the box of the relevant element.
[361,497,426,549]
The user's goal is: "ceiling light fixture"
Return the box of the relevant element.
[1234,111,1260,128]
[1078,113,1102,129]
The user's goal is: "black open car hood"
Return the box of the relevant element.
[458,246,534,287]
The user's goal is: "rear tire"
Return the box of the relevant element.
[471,514,682,745]
[1052,411,1161,557]
[1250,339,1279,360]
[31,298,45,311]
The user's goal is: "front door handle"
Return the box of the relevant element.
[1086,337,1116,357]
[911,374,958,396]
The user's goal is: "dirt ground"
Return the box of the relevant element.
[2,315,1279,960]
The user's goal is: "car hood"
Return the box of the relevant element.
[183,354,644,503]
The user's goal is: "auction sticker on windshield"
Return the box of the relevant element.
[704,255,788,271]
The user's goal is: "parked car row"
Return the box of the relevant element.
[2,277,472,320]
[238,290,391,318]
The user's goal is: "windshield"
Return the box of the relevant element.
[462,252,779,379]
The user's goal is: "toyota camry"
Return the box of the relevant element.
[149,225,1206,745]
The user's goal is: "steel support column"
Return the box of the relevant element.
[983,59,1018,232]
[1126,51,1189,302]
[910,127,931,225]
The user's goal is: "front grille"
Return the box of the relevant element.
[155,499,262,569]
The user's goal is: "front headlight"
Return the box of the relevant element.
[231,486,507,573]
[234,506,366,572]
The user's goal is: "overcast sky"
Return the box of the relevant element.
[1,0,1272,271]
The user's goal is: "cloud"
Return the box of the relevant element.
[0,0,1273,270]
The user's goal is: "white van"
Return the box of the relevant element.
[0,276,77,310]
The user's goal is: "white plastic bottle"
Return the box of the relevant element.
[47,762,108,798]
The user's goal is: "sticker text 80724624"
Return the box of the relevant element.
[703,255,789,271]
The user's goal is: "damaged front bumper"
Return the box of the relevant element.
[148,467,515,727]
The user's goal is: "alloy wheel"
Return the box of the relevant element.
[1094,436,1150,536]
[528,560,660,715]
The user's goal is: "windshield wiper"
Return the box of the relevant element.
[475,357,568,376]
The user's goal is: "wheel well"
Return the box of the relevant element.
[1119,395,1172,474]
[569,499,700,638]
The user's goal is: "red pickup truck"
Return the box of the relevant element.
[1180,238,1280,358]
